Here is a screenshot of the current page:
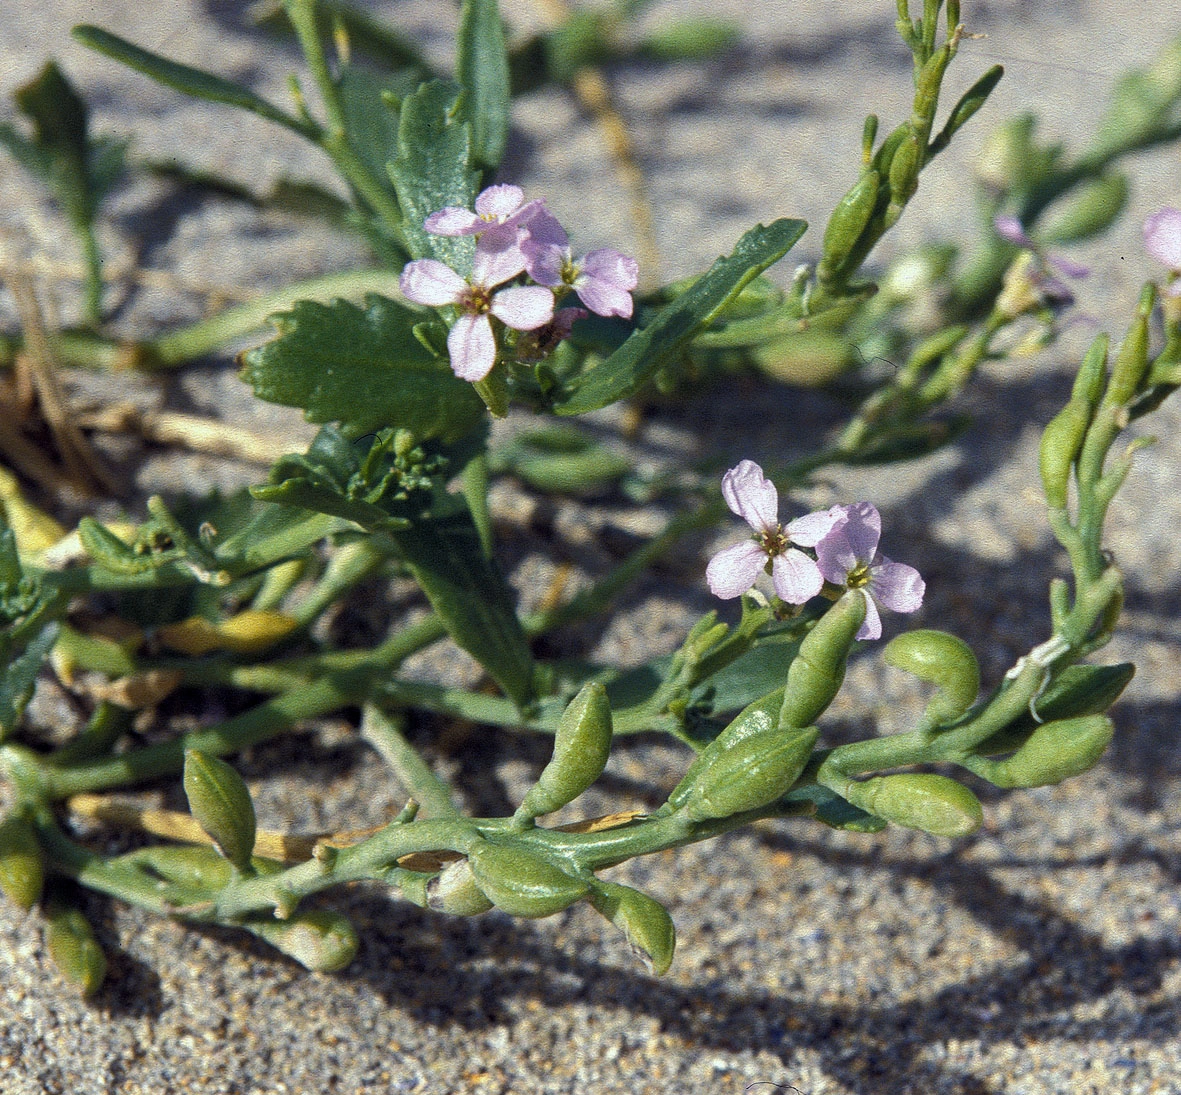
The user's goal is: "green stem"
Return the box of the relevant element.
[359,705,459,818]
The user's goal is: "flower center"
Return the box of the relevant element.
[460,285,492,315]
[846,563,872,589]
[760,527,789,558]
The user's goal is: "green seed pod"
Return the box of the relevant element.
[883,629,980,727]
[1039,399,1092,508]
[588,880,676,976]
[467,842,590,919]
[0,815,44,910]
[1104,285,1154,407]
[683,726,819,821]
[887,130,923,208]
[779,593,867,729]
[842,773,983,837]
[245,909,359,972]
[1072,333,1110,410]
[820,170,880,275]
[182,750,257,873]
[44,900,107,996]
[427,858,494,916]
[516,682,613,821]
[1041,172,1129,245]
[981,715,1113,788]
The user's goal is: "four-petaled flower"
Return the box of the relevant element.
[706,460,843,604]
[813,501,925,640]
[1143,207,1181,296]
[523,211,639,319]
[399,223,554,382]
[424,184,543,239]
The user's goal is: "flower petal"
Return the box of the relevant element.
[523,242,569,288]
[706,540,766,599]
[447,313,497,381]
[400,259,467,306]
[868,557,925,614]
[472,223,528,287]
[994,213,1036,249]
[491,285,554,331]
[836,501,881,562]
[574,249,638,317]
[786,505,845,547]
[720,460,779,533]
[1144,207,1181,269]
[771,549,823,604]
[856,591,883,641]
[522,209,569,251]
[475,184,524,219]
[424,207,484,236]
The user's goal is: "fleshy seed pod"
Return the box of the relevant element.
[245,909,359,972]
[973,715,1114,789]
[182,750,257,873]
[589,880,676,976]
[44,900,107,996]
[467,842,590,919]
[515,681,613,822]
[884,629,980,727]
[779,593,867,729]
[841,773,983,837]
[0,814,45,910]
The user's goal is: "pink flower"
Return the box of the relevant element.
[522,211,639,319]
[424,184,544,238]
[706,461,843,604]
[1143,207,1181,296]
[400,224,554,382]
[813,502,924,640]
[994,213,1089,307]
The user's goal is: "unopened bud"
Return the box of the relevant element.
[427,859,494,916]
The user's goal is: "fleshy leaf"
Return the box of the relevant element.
[457,0,510,171]
[553,218,808,415]
[239,294,483,441]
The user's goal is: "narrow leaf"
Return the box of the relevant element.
[457,0,510,170]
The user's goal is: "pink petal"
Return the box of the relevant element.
[523,242,569,288]
[1048,253,1090,280]
[447,313,497,381]
[475,184,524,219]
[771,549,823,604]
[721,461,779,534]
[400,259,466,306]
[835,502,881,562]
[868,558,925,614]
[472,224,527,287]
[522,210,569,251]
[855,591,882,641]
[424,207,484,236]
[786,505,845,548]
[574,272,635,318]
[1144,207,1181,269]
[581,249,638,291]
[706,541,766,599]
[994,213,1035,249]
[491,285,554,331]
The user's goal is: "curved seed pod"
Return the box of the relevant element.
[516,682,613,821]
[842,773,983,837]
[1041,172,1129,244]
[427,858,494,916]
[244,909,359,972]
[588,880,676,976]
[1039,399,1093,508]
[683,726,819,822]
[1105,286,1153,406]
[0,814,44,910]
[883,629,980,726]
[467,842,590,919]
[779,593,867,729]
[182,750,257,873]
[819,170,880,276]
[666,687,784,809]
[44,900,107,996]
[980,715,1113,788]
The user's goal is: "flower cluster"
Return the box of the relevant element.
[1144,206,1181,296]
[706,460,924,640]
[399,185,639,382]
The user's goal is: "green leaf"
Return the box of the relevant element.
[71,25,312,137]
[388,80,479,267]
[457,0,510,171]
[0,624,59,742]
[239,294,484,441]
[553,218,808,415]
[387,494,534,707]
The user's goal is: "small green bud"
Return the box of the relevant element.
[884,629,980,726]
[427,859,494,916]
[44,900,107,996]
[182,750,257,873]
[842,773,983,837]
[516,681,613,822]
[1041,172,1129,245]
[980,715,1113,788]
[780,593,867,728]
[683,726,819,821]
[589,880,676,976]
[0,815,44,910]
[1104,285,1154,406]
[1039,399,1091,508]
[467,842,590,918]
[819,170,880,276]
[1071,333,1110,410]
[245,909,359,972]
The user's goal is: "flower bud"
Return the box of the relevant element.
[516,682,613,821]
[182,750,257,873]
[779,593,867,729]
[467,842,590,919]
[245,909,359,972]
[0,814,44,910]
[979,715,1113,788]
[427,858,494,916]
[683,726,819,821]
[44,900,107,996]
[842,773,983,837]
[887,130,923,208]
[1041,172,1129,245]
[589,880,676,976]
[883,629,980,726]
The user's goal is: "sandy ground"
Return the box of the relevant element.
[3,2,1181,1093]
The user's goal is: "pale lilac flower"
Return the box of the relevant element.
[400,224,554,382]
[813,502,924,641]
[424,184,543,238]
[706,461,842,604]
[994,213,1089,307]
[1143,207,1181,296]
[522,211,639,319]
